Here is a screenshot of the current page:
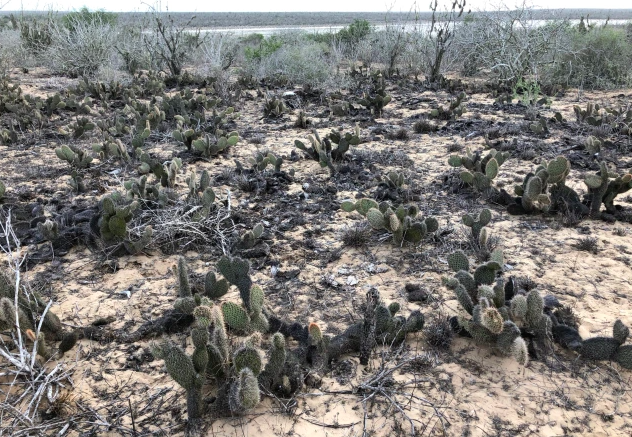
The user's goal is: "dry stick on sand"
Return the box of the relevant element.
[0,208,74,429]
[357,348,450,436]
[128,190,235,255]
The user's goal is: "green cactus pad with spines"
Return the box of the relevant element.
[524,176,543,200]
[463,320,497,344]
[455,284,474,315]
[403,221,427,243]
[511,337,529,366]
[340,200,357,212]
[233,345,263,376]
[580,337,620,360]
[547,156,570,184]
[191,329,209,372]
[217,256,252,310]
[388,302,401,316]
[177,257,192,297]
[163,344,199,390]
[355,198,379,216]
[206,343,227,378]
[424,217,439,233]
[448,250,470,273]
[443,277,460,289]
[455,270,476,295]
[174,297,197,314]
[525,290,544,329]
[221,302,250,332]
[59,331,78,355]
[460,171,474,184]
[388,213,400,231]
[477,285,495,302]
[485,158,499,179]
[492,280,505,308]
[249,312,270,333]
[366,208,386,229]
[231,368,260,411]
[205,272,229,299]
[473,264,497,285]
[375,305,393,333]
[193,306,214,328]
[614,345,632,369]
[211,307,229,361]
[495,320,521,352]
[613,320,630,345]
[448,155,462,167]
[402,310,425,333]
[510,295,528,320]
[489,249,504,266]
[249,285,265,315]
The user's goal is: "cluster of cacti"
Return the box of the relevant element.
[574,102,601,124]
[124,175,168,206]
[448,148,508,191]
[162,89,217,124]
[32,93,92,117]
[92,134,130,162]
[579,319,632,369]
[263,96,287,118]
[358,72,392,117]
[295,125,361,175]
[69,77,126,104]
[123,225,153,255]
[329,100,350,117]
[155,257,267,422]
[247,150,283,173]
[444,250,543,365]
[237,223,264,250]
[584,136,602,155]
[96,116,131,137]
[124,100,165,132]
[68,170,85,192]
[382,171,405,189]
[185,170,216,220]
[173,256,265,333]
[529,118,549,134]
[63,117,95,139]
[508,156,581,215]
[327,288,425,364]
[0,272,77,359]
[191,131,240,158]
[429,92,467,120]
[55,144,93,169]
[172,124,202,150]
[137,156,181,189]
[462,209,492,240]
[584,161,632,218]
[96,194,144,246]
[152,303,212,430]
[294,109,309,128]
[341,198,438,245]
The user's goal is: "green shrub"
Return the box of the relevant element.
[61,7,117,32]
[548,27,632,89]
[244,35,283,62]
[44,16,116,77]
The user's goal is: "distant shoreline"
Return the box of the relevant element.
[1,9,632,28]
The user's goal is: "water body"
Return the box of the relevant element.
[199,19,629,37]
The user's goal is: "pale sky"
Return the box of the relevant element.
[1,0,630,13]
